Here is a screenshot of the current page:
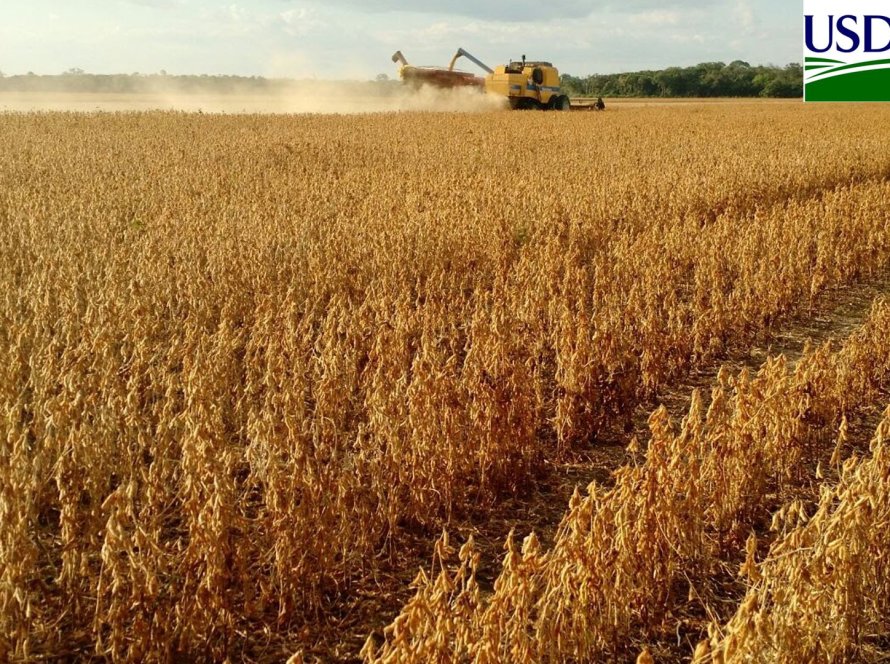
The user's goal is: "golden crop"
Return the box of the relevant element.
[365,301,890,663]
[708,408,890,662]
[1,103,889,661]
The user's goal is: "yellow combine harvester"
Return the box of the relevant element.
[392,48,604,111]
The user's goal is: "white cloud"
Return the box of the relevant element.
[732,0,756,31]
[121,0,183,7]
[628,10,683,26]
[0,0,803,77]
[279,7,324,36]
[310,0,594,21]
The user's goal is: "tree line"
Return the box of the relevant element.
[0,62,804,98]
[561,61,803,98]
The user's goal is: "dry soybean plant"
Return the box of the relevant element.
[364,300,890,663]
[1,105,890,660]
[704,410,890,663]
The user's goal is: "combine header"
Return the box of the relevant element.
[391,48,604,111]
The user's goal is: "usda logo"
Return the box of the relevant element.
[804,0,890,101]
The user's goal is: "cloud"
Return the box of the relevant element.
[601,0,720,10]
[314,0,721,21]
[122,0,183,7]
[315,0,594,21]
[731,0,757,31]
[0,0,801,79]
[279,7,324,36]
[628,10,683,26]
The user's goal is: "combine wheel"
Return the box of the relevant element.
[556,95,571,111]
[512,97,540,110]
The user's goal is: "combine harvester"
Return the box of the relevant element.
[391,48,605,111]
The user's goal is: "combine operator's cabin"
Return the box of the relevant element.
[486,58,569,110]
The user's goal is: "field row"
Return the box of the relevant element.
[363,298,890,663]
[707,409,890,662]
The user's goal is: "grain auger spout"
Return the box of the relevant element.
[391,51,408,67]
[448,48,493,74]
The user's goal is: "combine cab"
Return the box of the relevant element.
[487,56,570,110]
[392,48,600,111]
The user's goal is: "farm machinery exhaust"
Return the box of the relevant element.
[391,48,605,111]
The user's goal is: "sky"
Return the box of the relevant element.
[0,1,802,79]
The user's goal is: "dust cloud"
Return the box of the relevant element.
[0,81,509,114]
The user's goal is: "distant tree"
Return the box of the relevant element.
[637,74,658,96]
[655,67,691,96]
[566,61,802,99]
[784,62,804,79]
[0,65,804,99]
[761,70,803,98]
[558,73,585,96]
